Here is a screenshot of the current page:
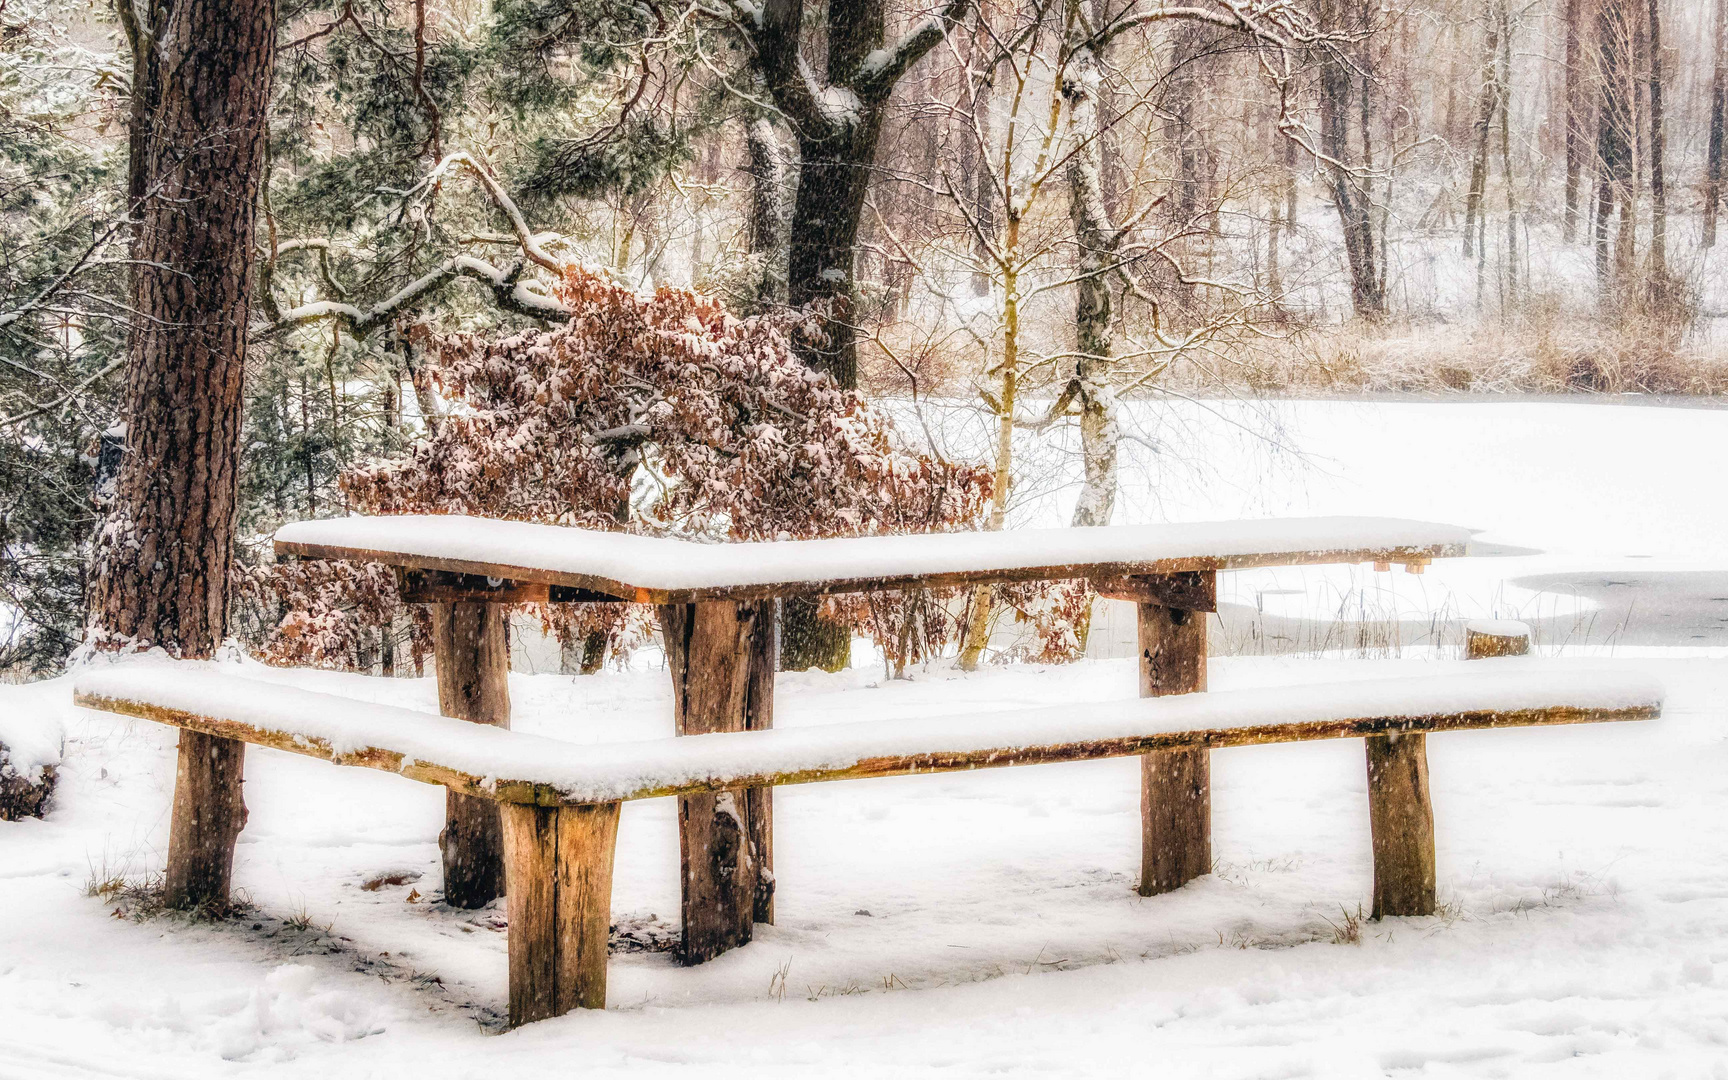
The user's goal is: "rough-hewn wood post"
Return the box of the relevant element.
[660,601,759,962]
[501,800,620,1025]
[431,602,511,908]
[1135,570,1214,896]
[1364,730,1436,918]
[744,598,777,925]
[163,732,248,912]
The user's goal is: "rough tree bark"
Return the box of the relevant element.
[1496,6,1518,308]
[94,0,275,655]
[92,0,276,913]
[112,0,174,217]
[1161,20,1209,319]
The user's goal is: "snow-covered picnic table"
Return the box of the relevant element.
[71,512,1669,1027]
[267,514,1480,969]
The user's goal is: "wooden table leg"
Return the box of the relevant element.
[501,800,620,1024]
[163,730,248,912]
[660,600,760,963]
[1135,571,1215,896]
[430,601,511,908]
[744,598,776,925]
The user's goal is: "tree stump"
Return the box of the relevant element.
[1365,730,1437,918]
[660,601,764,962]
[431,602,511,908]
[501,800,620,1025]
[1465,619,1531,659]
[1135,571,1215,896]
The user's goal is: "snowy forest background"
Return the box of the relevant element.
[5,0,1727,676]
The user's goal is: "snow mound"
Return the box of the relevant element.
[0,694,63,782]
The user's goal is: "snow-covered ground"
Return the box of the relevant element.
[7,398,1728,1077]
[5,654,1728,1077]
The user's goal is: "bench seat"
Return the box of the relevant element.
[74,664,1659,805]
[72,661,1661,1026]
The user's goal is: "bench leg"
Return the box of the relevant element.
[431,601,510,909]
[1141,748,1211,894]
[164,731,248,912]
[1365,732,1436,918]
[1136,583,1213,896]
[660,601,760,963]
[501,801,620,1025]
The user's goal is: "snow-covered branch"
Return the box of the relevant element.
[0,356,127,432]
[415,153,568,274]
[256,256,569,341]
[854,0,974,101]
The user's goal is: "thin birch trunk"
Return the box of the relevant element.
[1708,0,1728,248]
[1644,0,1666,286]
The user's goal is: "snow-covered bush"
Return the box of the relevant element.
[255,267,992,670]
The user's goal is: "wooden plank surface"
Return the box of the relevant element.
[273,515,1474,604]
[75,690,1656,807]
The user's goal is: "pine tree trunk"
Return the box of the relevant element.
[115,0,174,217]
[1707,0,1728,248]
[94,0,275,917]
[93,0,276,657]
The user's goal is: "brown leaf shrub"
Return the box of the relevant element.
[255,267,994,670]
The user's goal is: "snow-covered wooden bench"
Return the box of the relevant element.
[265,513,1481,966]
[73,663,1659,1027]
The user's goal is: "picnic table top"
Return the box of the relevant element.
[273,514,1479,604]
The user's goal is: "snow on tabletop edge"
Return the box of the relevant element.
[272,514,1481,591]
[70,660,1659,806]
